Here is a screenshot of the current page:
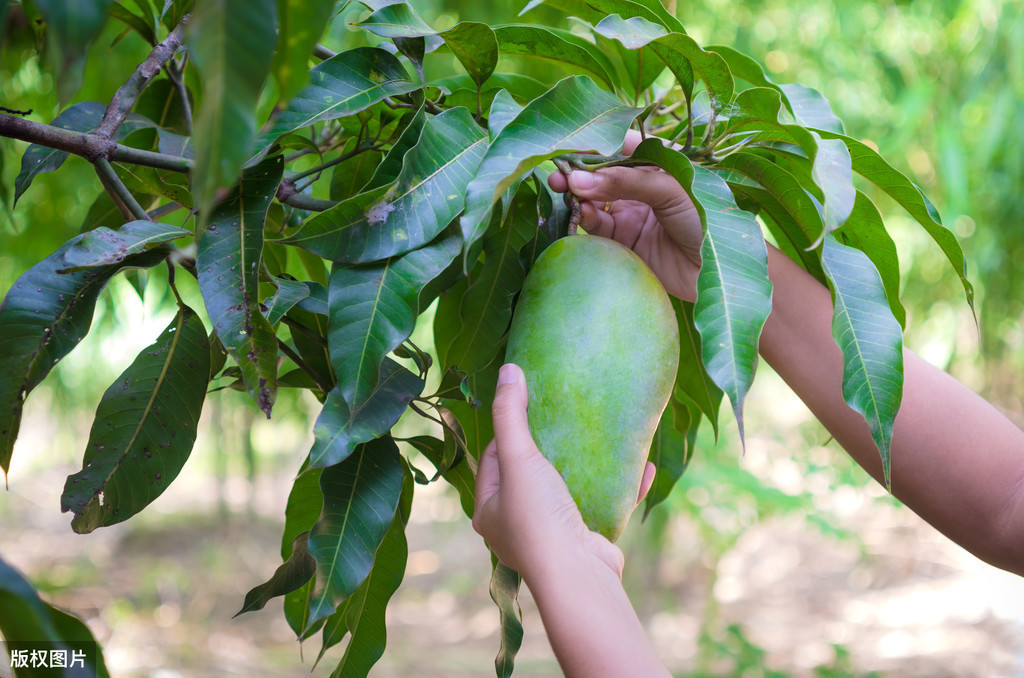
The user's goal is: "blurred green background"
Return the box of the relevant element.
[1,0,1023,676]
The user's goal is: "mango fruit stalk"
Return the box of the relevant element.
[505,234,680,541]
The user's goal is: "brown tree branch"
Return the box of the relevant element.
[95,15,190,140]
[275,179,338,212]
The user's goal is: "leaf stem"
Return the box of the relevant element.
[164,56,193,135]
[277,338,332,395]
[94,157,150,221]
[287,141,382,183]
[313,44,336,61]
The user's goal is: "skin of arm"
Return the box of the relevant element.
[549,134,1024,576]
[473,363,671,678]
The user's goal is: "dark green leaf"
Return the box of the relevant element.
[109,2,156,44]
[489,559,523,678]
[196,155,283,417]
[280,107,487,263]
[328,143,383,202]
[364,106,426,192]
[264,277,310,326]
[113,161,194,208]
[327,231,460,407]
[706,45,788,103]
[643,393,696,518]
[440,21,498,90]
[820,235,904,488]
[492,25,618,90]
[187,0,277,218]
[135,78,193,135]
[670,297,722,435]
[35,0,116,102]
[308,358,423,468]
[461,76,639,260]
[60,303,210,533]
[355,2,433,38]
[60,220,190,271]
[0,239,169,474]
[434,72,549,103]
[258,47,419,150]
[306,436,404,627]
[273,0,335,102]
[235,533,316,617]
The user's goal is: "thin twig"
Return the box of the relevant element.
[94,157,150,221]
[275,180,338,212]
[95,15,189,139]
[164,56,193,134]
[277,338,332,395]
[313,44,336,61]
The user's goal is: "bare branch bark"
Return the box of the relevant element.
[95,16,190,140]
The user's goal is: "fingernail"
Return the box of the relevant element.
[497,363,520,386]
[570,171,595,190]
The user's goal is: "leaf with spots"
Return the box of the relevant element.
[197,154,283,417]
[0,237,170,475]
[60,220,191,271]
[60,303,210,533]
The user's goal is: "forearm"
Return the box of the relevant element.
[760,246,1024,575]
[524,549,670,678]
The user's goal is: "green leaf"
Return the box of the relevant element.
[135,79,192,135]
[113,161,194,208]
[235,533,316,617]
[264,277,310,326]
[0,238,169,474]
[808,131,855,241]
[327,231,461,407]
[440,21,498,91]
[187,0,277,218]
[779,83,844,134]
[273,0,335,102]
[258,47,419,150]
[0,555,110,677]
[486,89,525,139]
[60,220,191,271]
[280,466,324,637]
[670,298,722,434]
[723,87,817,153]
[109,2,156,44]
[820,235,904,488]
[308,358,423,468]
[814,130,975,314]
[492,25,618,90]
[461,75,639,260]
[306,436,404,628]
[444,185,535,376]
[489,559,523,678]
[196,154,283,418]
[329,143,383,202]
[706,45,788,102]
[14,102,153,204]
[280,107,487,263]
[35,0,116,102]
[60,303,210,533]
[355,2,433,38]
[644,394,697,518]
[589,0,687,34]
[404,435,476,517]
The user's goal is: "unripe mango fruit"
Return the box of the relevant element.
[505,234,679,541]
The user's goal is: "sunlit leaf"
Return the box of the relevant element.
[492,25,618,90]
[486,89,524,140]
[61,303,210,533]
[355,2,433,38]
[670,298,722,435]
[779,83,844,134]
[440,22,498,90]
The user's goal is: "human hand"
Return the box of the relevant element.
[472,363,655,582]
[547,130,704,302]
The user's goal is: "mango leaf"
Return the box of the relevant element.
[35,0,116,102]
[461,76,639,260]
[135,79,192,135]
[280,107,487,264]
[780,83,844,134]
[487,89,524,140]
[328,142,383,202]
[586,0,688,34]
[671,298,722,435]
[196,155,283,418]
[258,47,420,150]
[273,0,335,102]
[723,87,817,154]
[60,220,191,271]
[808,131,855,242]
[644,393,697,518]
[320,466,413,678]
[405,435,476,517]
[489,558,524,678]
[308,358,423,468]
[814,130,975,314]
[187,0,277,219]
[60,303,210,533]
[235,533,316,617]
[109,2,156,45]
[442,354,500,462]
[113,161,194,208]
[355,2,433,38]
[445,186,535,376]
[264,277,310,326]
[14,102,154,204]
[0,239,169,474]
[281,466,324,636]
[820,235,904,488]
[440,22,498,90]
[364,106,426,192]
[492,25,618,90]
[306,436,404,628]
[0,555,110,677]
[327,231,460,408]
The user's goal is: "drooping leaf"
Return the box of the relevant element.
[235,533,317,617]
[492,25,618,90]
[327,231,460,408]
[461,76,639,260]
[273,0,336,102]
[60,303,209,532]
[281,107,487,263]
[35,0,116,102]
[0,555,110,677]
[280,466,324,637]
[60,220,191,271]
[486,89,524,140]
[670,297,722,435]
[109,2,156,45]
[587,0,687,33]
[820,235,904,488]
[644,393,697,518]
[489,559,523,678]
[0,239,169,474]
[187,0,277,218]
[306,436,404,628]
[196,154,283,418]
[440,22,498,91]
[258,47,419,150]
[308,358,423,468]
[779,83,844,134]
[808,131,855,241]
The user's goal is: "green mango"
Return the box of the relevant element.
[505,234,679,541]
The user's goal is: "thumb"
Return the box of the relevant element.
[491,363,540,476]
[568,166,690,213]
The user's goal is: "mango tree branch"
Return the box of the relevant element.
[95,15,190,139]
[94,157,150,221]
[275,179,337,212]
